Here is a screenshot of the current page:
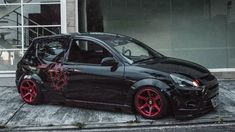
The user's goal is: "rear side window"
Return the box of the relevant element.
[22,41,37,66]
[37,38,66,62]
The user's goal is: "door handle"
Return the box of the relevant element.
[74,69,81,72]
[66,68,80,72]
[66,68,74,72]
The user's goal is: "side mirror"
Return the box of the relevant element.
[101,57,118,66]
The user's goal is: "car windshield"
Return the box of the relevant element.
[103,37,164,64]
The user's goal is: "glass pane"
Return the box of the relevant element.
[23,26,61,47]
[23,4,61,25]
[0,5,22,26]
[24,0,60,4]
[0,27,22,49]
[0,50,22,71]
[38,39,65,62]
[0,0,20,4]
[68,39,113,64]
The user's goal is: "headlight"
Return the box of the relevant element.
[170,73,200,87]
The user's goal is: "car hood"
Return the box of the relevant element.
[137,57,210,79]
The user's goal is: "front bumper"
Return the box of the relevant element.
[172,75,219,120]
[173,94,218,120]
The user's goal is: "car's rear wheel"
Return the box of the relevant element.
[19,79,43,105]
[134,87,168,119]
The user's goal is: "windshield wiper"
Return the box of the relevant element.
[133,57,157,64]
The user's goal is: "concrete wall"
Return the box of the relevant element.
[99,0,235,69]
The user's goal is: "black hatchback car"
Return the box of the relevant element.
[16,32,219,120]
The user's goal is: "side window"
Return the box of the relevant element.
[67,39,113,64]
[22,40,38,66]
[116,42,150,57]
[38,39,65,62]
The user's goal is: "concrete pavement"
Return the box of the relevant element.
[0,77,15,87]
[0,79,234,131]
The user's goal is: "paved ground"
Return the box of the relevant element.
[0,79,234,131]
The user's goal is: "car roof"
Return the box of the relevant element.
[32,32,132,44]
[32,34,70,41]
[76,32,131,40]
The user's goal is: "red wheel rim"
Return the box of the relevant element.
[135,88,162,117]
[20,80,38,103]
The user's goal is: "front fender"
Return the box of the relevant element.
[131,78,171,92]
[124,78,172,109]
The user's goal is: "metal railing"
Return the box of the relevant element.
[0,9,59,47]
[13,11,57,35]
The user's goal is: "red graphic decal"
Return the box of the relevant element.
[47,63,68,91]
[37,63,68,91]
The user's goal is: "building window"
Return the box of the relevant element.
[0,0,62,72]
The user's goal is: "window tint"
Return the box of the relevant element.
[22,41,38,66]
[115,41,150,57]
[105,38,158,63]
[38,39,65,62]
[67,39,112,64]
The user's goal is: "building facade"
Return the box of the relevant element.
[0,0,235,75]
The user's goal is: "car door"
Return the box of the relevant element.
[62,37,128,105]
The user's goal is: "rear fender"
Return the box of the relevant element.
[17,74,47,93]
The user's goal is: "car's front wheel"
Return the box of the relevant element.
[134,87,168,119]
[19,79,43,105]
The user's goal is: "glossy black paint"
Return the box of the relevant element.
[16,32,219,119]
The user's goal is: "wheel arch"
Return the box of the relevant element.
[17,73,46,93]
[125,78,172,109]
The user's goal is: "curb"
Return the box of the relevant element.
[2,121,235,132]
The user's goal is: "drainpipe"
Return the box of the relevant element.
[226,0,232,68]
[79,0,87,33]
[78,0,88,50]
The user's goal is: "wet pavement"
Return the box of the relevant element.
[0,80,234,131]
